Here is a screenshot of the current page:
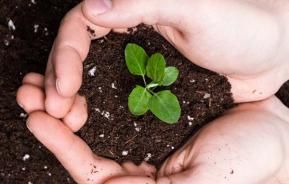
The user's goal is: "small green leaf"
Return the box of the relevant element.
[125,43,148,76]
[146,53,166,82]
[149,90,181,124]
[128,85,152,116]
[161,67,179,86]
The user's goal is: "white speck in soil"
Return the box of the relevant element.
[33,24,39,33]
[187,115,194,121]
[111,82,117,89]
[98,87,103,93]
[102,111,111,119]
[11,35,14,39]
[44,27,49,36]
[171,146,175,150]
[135,127,141,132]
[144,153,152,161]
[22,154,30,161]
[20,113,27,118]
[188,122,193,126]
[28,182,33,184]
[182,100,186,104]
[8,19,16,31]
[31,0,36,4]
[205,78,209,81]
[22,167,26,171]
[47,172,52,176]
[95,108,101,113]
[122,150,129,156]
[203,93,211,99]
[88,66,97,77]
[99,134,104,138]
[190,79,196,83]
[95,108,113,120]
[3,39,9,46]
[43,165,48,169]
[114,95,118,98]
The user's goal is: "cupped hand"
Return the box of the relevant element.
[104,97,289,184]
[42,4,110,119]
[16,73,156,184]
[45,0,289,118]
[81,0,289,102]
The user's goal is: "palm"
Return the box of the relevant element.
[158,97,289,184]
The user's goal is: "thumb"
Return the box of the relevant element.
[82,0,184,28]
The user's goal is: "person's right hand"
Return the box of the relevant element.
[104,97,289,184]
[82,0,289,102]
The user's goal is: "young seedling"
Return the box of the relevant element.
[125,43,181,124]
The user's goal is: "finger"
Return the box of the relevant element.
[16,84,45,113]
[82,0,186,28]
[27,111,124,184]
[104,176,156,184]
[22,72,44,88]
[122,162,156,178]
[227,72,286,103]
[157,170,196,184]
[52,3,110,97]
[63,95,88,132]
[45,62,75,118]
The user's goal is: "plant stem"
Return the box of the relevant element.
[142,75,147,86]
[147,88,156,95]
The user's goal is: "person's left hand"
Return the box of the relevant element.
[17,73,156,184]
[41,4,111,119]
[17,73,289,184]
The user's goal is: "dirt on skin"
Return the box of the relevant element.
[0,0,288,183]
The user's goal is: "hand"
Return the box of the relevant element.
[19,73,289,184]
[41,4,111,119]
[81,0,289,102]
[104,97,289,184]
[16,73,156,184]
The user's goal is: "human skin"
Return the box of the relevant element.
[17,73,289,184]
[40,0,289,119]
[16,0,289,183]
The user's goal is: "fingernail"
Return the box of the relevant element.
[18,103,24,109]
[56,79,62,94]
[85,0,112,15]
[26,119,33,133]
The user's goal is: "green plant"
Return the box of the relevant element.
[125,43,181,124]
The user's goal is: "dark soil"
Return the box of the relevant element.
[79,26,234,167]
[0,0,288,183]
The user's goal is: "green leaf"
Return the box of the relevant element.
[146,53,166,82]
[161,67,179,86]
[125,43,148,76]
[128,85,152,116]
[149,90,181,124]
